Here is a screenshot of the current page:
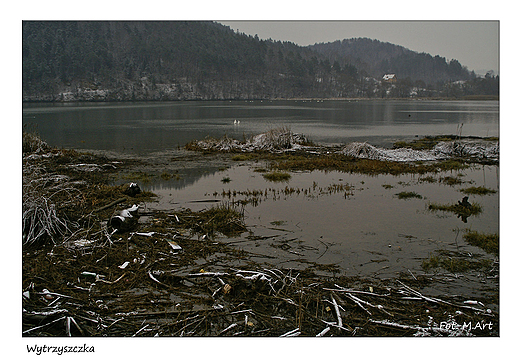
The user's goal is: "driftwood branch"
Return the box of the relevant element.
[396,280,491,315]
[330,294,343,328]
[93,197,127,213]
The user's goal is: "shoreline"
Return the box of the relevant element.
[22,132,499,337]
[22,95,499,104]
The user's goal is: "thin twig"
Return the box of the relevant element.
[219,323,238,335]
[330,294,343,328]
[23,316,67,334]
[316,326,331,337]
[280,328,300,337]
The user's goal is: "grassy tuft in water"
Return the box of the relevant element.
[393,135,498,151]
[121,171,155,184]
[262,171,291,182]
[461,186,497,196]
[440,175,465,186]
[396,191,423,200]
[232,154,259,161]
[428,201,482,216]
[195,202,246,237]
[463,230,499,255]
[418,176,437,183]
[272,153,468,175]
[421,252,493,273]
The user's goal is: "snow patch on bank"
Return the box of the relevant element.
[190,128,310,152]
[339,140,498,162]
[189,127,499,162]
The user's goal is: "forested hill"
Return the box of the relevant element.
[22,21,497,102]
[309,38,475,85]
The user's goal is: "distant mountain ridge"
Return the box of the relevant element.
[22,21,496,101]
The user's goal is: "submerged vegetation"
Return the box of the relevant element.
[463,230,499,255]
[272,155,469,175]
[428,201,482,216]
[396,191,423,200]
[262,171,292,182]
[421,251,494,273]
[421,230,498,279]
[428,199,482,223]
[461,186,497,196]
[192,202,247,237]
[394,136,460,150]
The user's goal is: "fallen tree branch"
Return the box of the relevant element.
[396,280,491,315]
[93,197,127,213]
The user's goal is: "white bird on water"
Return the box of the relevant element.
[234,119,240,125]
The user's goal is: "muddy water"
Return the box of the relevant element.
[139,159,498,299]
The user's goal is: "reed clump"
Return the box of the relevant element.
[421,252,493,273]
[262,171,292,182]
[428,201,482,216]
[23,134,76,247]
[22,132,154,247]
[461,186,497,196]
[463,230,499,255]
[396,191,423,200]
[23,131,50,154]
[273,155,453,175]
[190,202,247,237]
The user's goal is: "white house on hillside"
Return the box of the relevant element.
[383,74,397,82]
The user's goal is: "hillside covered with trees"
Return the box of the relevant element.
[22,21,498,101]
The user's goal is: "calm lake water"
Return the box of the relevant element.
[23,100,499,153]
[23,100,499,298]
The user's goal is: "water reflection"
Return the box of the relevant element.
[23,100,498,154]
[140,162,498,281]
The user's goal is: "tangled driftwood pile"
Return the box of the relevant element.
[23,249,498,337]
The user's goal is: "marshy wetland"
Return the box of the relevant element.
[22,100,499,337]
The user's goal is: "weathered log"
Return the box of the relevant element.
[93,197,126,213]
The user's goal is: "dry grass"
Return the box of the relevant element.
[461,186,497,196]
[23,131,50,154]
[396,191,423,200]
[21,132,151,247]
[185,126,311,153]
[22,160,77,246]
[463,230,499,255]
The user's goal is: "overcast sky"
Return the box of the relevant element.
[219,21,499,75]
[15,1,502,75]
